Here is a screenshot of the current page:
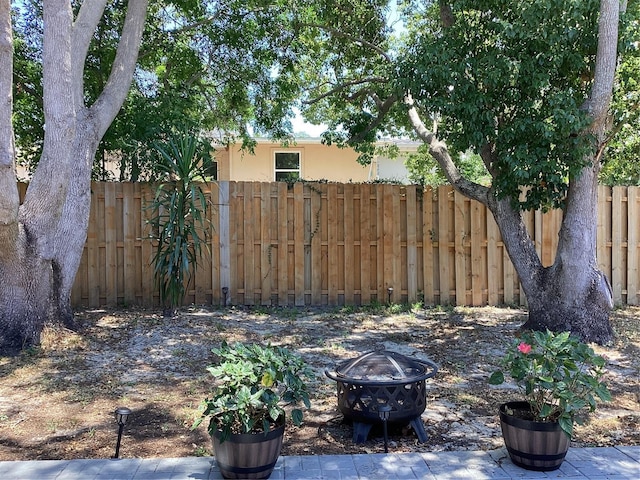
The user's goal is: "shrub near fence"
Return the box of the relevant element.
[51,182,639,308]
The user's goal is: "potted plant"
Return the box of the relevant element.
[193,341,312,479]
[488,329,611,471]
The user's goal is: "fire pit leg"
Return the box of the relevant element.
[410,418,428,442]
[352,422,374,444]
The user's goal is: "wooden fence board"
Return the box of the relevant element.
[294,182,305,306]
[310,185,322,305]
[104,183,117,304]
[344,184,355,304]
[628,187,639,305]
[122,182,136,305]
[276,182,288,305]
[423,189,435,304]
[612,187,624,304]
[470,198,483,305]
[216,182,229,304]
[598,185,611,282]
[438,187,451,304]
[359,184,372,304]
[327,184,339,305]
[392,187,402,300]
[260,183,272,305]
[229,182,240,304]
[454,191,466,306]
[139,184,153,305]
[487,213,500,305]
[406,186,418,304]
[87,182,101,305]
[241,183,254,305]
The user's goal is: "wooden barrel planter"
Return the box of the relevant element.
[499,401,570,471]
[212,423,285,479]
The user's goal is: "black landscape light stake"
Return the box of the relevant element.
[378,404,392,453]
[113,407,132,459]
[387,287,394,305]
[222,286,229,306]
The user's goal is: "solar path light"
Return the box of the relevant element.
[113,407,132,459]
[378,404,392,453]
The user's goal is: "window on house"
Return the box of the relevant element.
[274,152,300,181]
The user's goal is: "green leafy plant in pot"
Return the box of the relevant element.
[489,330,611,471]
[193,342,312,479]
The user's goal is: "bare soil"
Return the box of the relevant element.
[0,305,638,461]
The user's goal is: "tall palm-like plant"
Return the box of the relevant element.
[148,133,211,316]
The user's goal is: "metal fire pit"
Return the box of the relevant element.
[325,349,438,443]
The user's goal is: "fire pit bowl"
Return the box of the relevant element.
[325,349,438,443]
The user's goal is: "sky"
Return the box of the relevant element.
[291,111,326,137]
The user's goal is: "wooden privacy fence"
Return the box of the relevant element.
[65,182,639,308]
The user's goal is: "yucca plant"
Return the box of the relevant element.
[147,132,212,316]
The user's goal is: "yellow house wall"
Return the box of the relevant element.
[218,141,373,182]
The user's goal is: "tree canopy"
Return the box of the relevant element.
[12,0,310,180]
[11,1,637,187]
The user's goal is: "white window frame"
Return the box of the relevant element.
[273,150,301,181]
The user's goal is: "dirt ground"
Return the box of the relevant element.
[0,305,638,461]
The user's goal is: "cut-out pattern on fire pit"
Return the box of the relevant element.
[326,349,438,443]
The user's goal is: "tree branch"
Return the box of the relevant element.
[72,0,108,108]
[303,77,388,105]
[405,94,490,204]
[348,93,398,144]
[0,0,19,225]
[439,1,455,27]
[299,22,392,63]
[92,0,149,138]
[581,0,619,130]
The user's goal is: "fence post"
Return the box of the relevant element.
[219,181,230,305]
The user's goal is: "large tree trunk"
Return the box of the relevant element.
[0,0,148,351]
[50,117,99,328]
[487,174,614,344]
[519,0,619,344]
[408,0,620,344]
[520,159,614,343]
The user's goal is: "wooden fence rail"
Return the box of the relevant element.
[54,182,638,308]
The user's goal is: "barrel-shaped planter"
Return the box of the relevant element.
[499,401,570,471]
[212,423,285,479]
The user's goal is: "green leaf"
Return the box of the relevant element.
[291,409,304,426]
[488,371,505,385]
[558,415,574,438]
